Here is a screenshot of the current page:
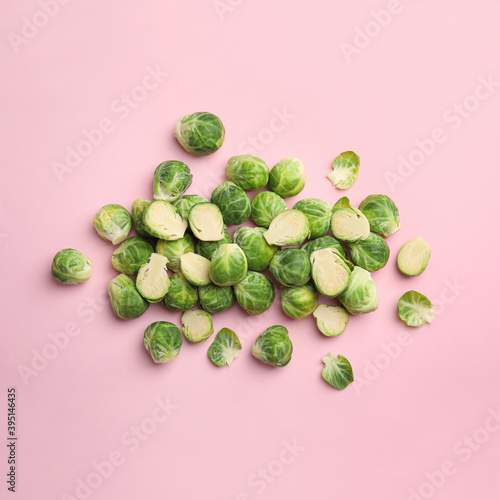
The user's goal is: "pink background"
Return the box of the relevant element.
[1,1,500,499]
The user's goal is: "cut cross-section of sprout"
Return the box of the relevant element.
[136,253,170,303]
[143,200,187,240]
[180,252,212,286]
[310,248,352,297]
[331,197,370,243]
[313,305,349,337]
[181,310,214,342]
[188,203,224,241]
[397,237,431,276]
[263,209,310,246]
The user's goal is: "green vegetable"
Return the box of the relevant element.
[181,310,214,342]
[198,283,236,314]
[310,248,352,297]
[327,151,360,190]
[173,194,208,221]
[144,321,183,363]
[162,273,198,311]
[131,199,152,238]
[397,237,431,276]
[263,209,310,246]
[180,252,212,286]
[250,191,287,228]
[233,271,275,315]
[136,253,170,302]
[269,248,311,287]
[359,194,401,237]
[111,236,154,275]
[209,244,247,286]
[156,234,196,273]
[269,158,306,197]
[108,274,149,320]
[208,328,242,367]
[280,284,318,319]
[51,249,92,284]
[252,326,293,367]
[188,202,224,241]
[143,200,188,240]
[347,232,390,272]
[93,204,132,245]
[301,235,347,260]
[233,226,278,272]
[398,291,434,327]
[153,160,192,202]
[338,266,378,314]
[321,354,354,389]
[174,112,225,156]
[226,155,269,190]
[313,305,349,337]
[211,181,251,225]
[196,227,232,259]
[293,198,332,238]
[331,197,370,243]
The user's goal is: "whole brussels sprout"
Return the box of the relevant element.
[111,236,154,275]
[131,199,152,238]
[398,290,434,327]
[211,181,251,225]
[313,305,349,337]
[136,253,170,303]
[250,191,287,228]
[270,248,311,287]
[153,160,192,202]
[233,226,278,272]
[327,151,360,190]
[397,237,431,276]
[51,249,92,284]
[174,112,225,156]
[252,326,293,367]
[181,310,214,342]
[263,209,310,246]
[173,194,208,221]
[331,197,370,243]
[196,227,231,259]
[188,203,224,242]
[156,233,195,272]
[162,273,198,311]
[209,244,247,286]
[280,284,318,319]
[233,271,275,315]
[269,158,306,197]
[208,328,242,367]
[143,200,188,241]
[180,252,212,286]
[108,274,149,320]
[144,321,183,363]
[347,232,390,272]
[198,283,236,314]
[310,248,352,297]
[338,266,378,314]
[93,204,132,245]
[359,194,401,237]
[301,235,347,260]
[322,353,354,390]
[293,198,332,239]
[225,155,269,190]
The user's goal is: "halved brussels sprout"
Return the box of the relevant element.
[162,273,198,311]
[313,305,349,337]
[198,283,236,314]
[263,209,310,246]
[269,248,311,287]
[269,158,306,197]
[252,325,293,367]
[136,253,170,302]
[280,284,318,319]
[209,244,247,286]
[398,291,434,327]
[174,112,225,156]
[51,249,92,284]
[144,321,183,363]
[188,202,224,242]
[327,151,360,190]
[173,194,208,221]
[331,197,370,242]
[347,232,390,272]
[196,227,231,259]
[322,354,354,390]
[233,227,278,272]
[143,200,187,240]
[226,155,269,190]
[93,204,132,245]
[233,271,275,315]
[153,160,193,202]
[211,181,251,225]
[250,191,287,228]
[156,234,195,273]
[131,199,152,238]
[181,310,214,342]
[397,237,431,276]
[108,274,149,320]
[180,252,212,286]
[338,266,378,314]
[293,198,332,239]
[359,194,401,237]
[208,328,242,367]
[301,235,347,260]
[310,248,352,297]
[111,236,154,275]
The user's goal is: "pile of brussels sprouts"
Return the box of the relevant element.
[51,111,434,390]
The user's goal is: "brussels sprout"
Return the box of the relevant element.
[252,326,293,367]
[136,253,170,303]
[51,249,92,284]
[398,291,434,327]
[208,328,242,367]
[211,181,251,225]
[338,267,378,314]
[327,151,360,190]
[226,155,269,191]
[181,310,214,342]
[188,203,224,242]
[162,273,198,311]
[196,228,232,259]
[310,248,352,297]
[321,354,354,390]
[397,237,431,276]
[199,283,236,314]
[293,198,332,239]
[152,160,192,202]
[280,284,318,319]
[173,194,208,221]
[313,305,349,337]
[144,321,183,363]
[359,194,401,237]
[331,197,370,243]
[131,199,152,238]
[233,271,275,315]
[301,235,347,260]
[233,227,278,272]
[174,112,225,156]
[93,204,132,245]
[269,248,311,287]
[143,200,188,241]
[269,158,306,197]
[347,232,390,272]
[156,234,195,273]
[108,274,149,320]
[111,236,154,275]
[209,244,247,286]
[180,252,212,286]
[263,209,310,246]
[250,191,287,228]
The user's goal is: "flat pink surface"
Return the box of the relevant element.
[1,1,500,499]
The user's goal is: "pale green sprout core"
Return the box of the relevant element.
[313,305,349,337]
[252,326,293,367]
[263,209,310,246]
[338,266,379,314]
[331,197,370,243]
[143,200,187,240]
[181,310,214,342]
[327,151,360,190]
[136,253,170,303]
[310,248,352,298]
[321,354,354,390]
[398,291,434,327]
[144,321,183,363]
[180,252,212,286]
[153,161,193,202]
[269,158,306,197]
[174,112,225,156]
[188,203,224,242]
[51,249,92,284]
[208,328,242,367]
[397,237,431,276]
[93,204,132,245]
